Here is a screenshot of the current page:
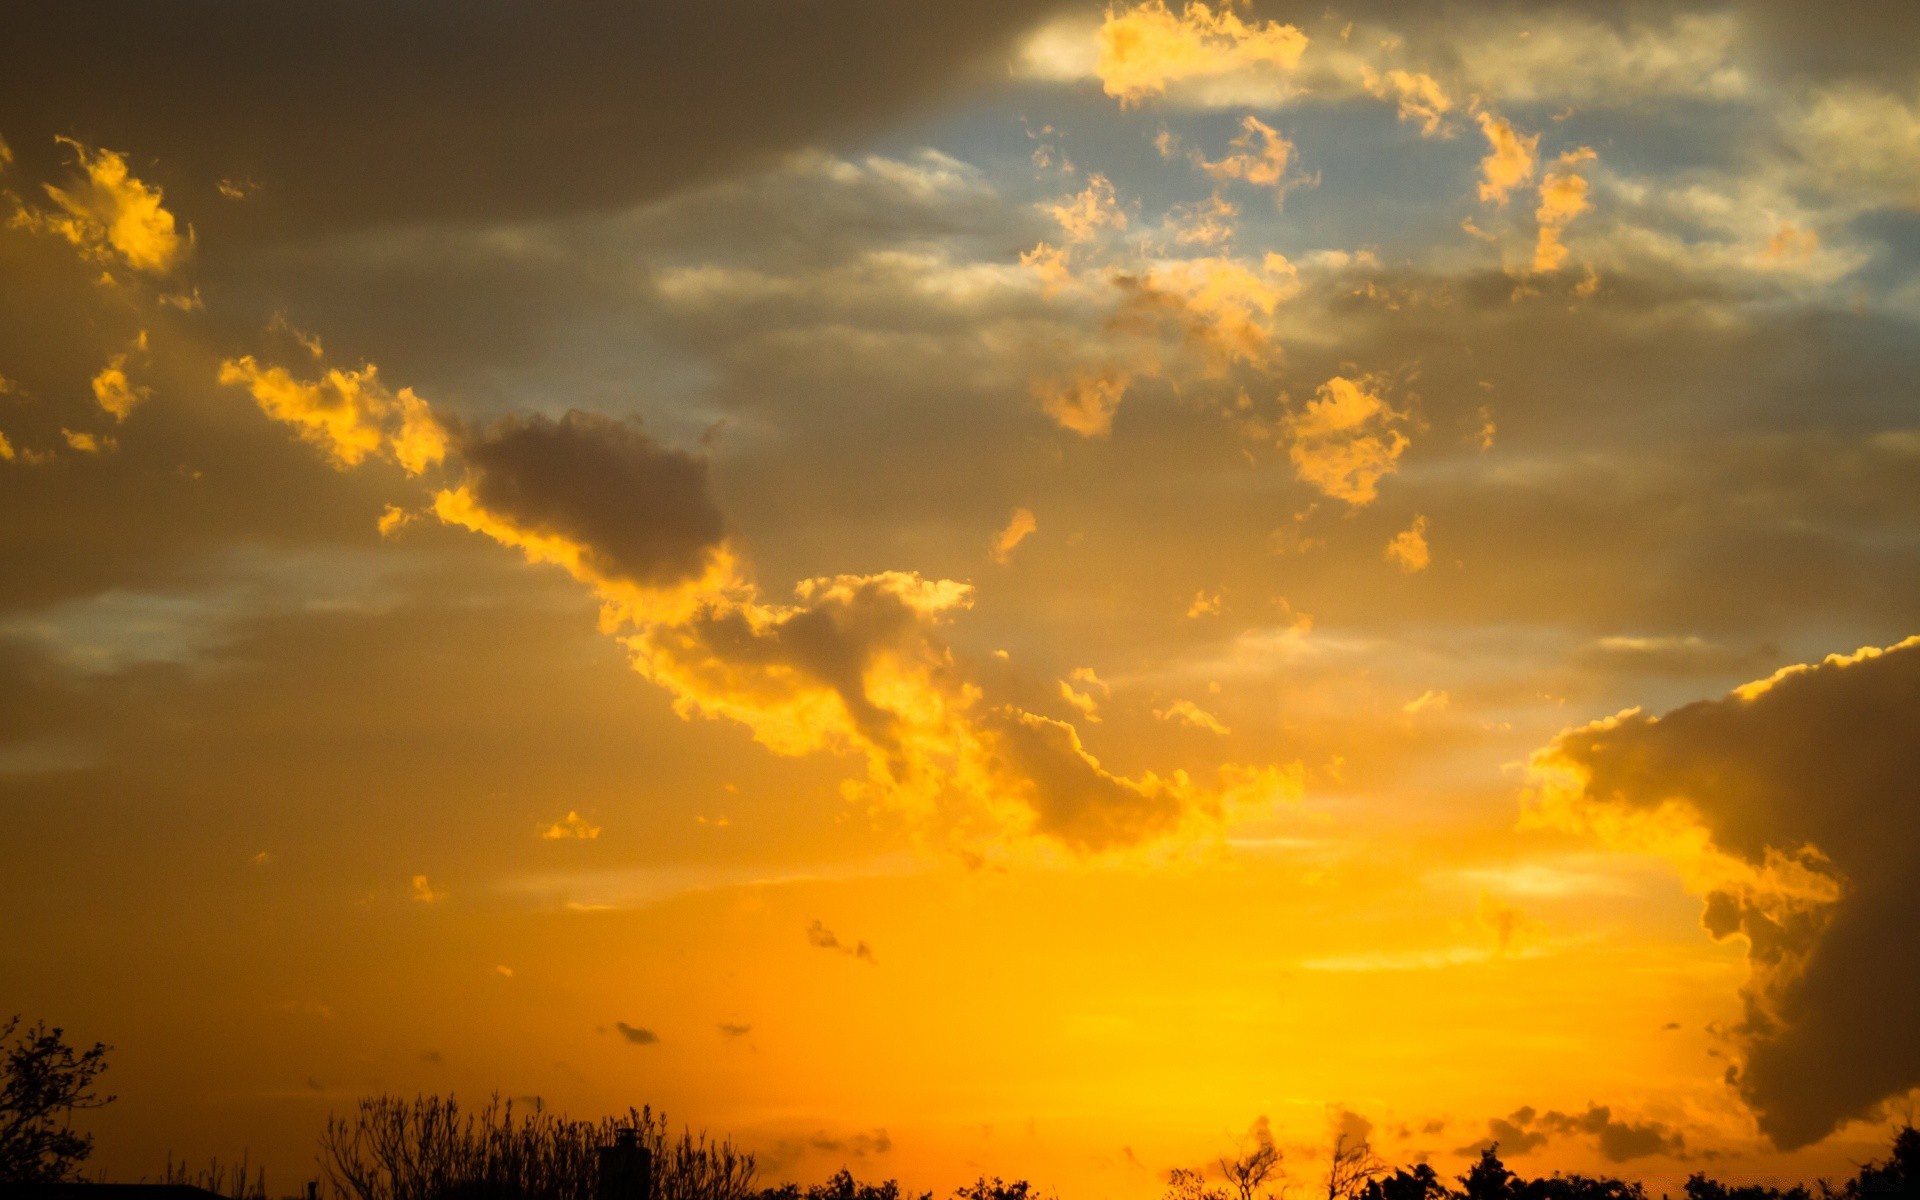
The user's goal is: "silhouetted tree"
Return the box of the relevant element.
[1360,1164,1449,1200]
[1460,1147,1520,1200]
[1838,1125,1920,1200]
[754,1169,930,1200]
[1327,1134,1389,1200]
[951,1177,1040,1200]
[0,1016,115,1184]
[1166,1167,1233,1200]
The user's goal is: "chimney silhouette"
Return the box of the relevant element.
[598,1127,653,1200]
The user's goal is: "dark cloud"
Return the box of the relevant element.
[0,0,1069,238]
[614,1021,659,1045]
[807,1129,892,1156]
[806,919,876,964]
[718,1023,752,1038]
[462,410,725,589]
[1540,636,1920,1149]
[1456,1105,1685,1163]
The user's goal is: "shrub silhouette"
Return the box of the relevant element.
[319,1094,754,1200]
[0,1015,115,1184]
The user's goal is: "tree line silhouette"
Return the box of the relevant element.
[4,1016,1916,1200]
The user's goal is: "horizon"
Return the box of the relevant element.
[3,2,1919,1197]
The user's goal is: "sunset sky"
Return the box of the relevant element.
[4,2,1920,1196]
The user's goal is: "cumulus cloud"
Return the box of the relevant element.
[457,410,727,593]
[1528,635,1920,1148]
[1093,1,1308,105]
[1476,113,1539,206]
[990,507,1038,564]
[409,874,442,903]
[218,356,448,475]
[1283,376,1409,506]
[10,137,186,274]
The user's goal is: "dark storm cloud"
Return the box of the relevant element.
[1540,636,1920,1149]
[462,410,725,590]
[0,0,1071,238]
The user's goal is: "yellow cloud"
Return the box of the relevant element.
[1533,147,1597,272]
[0,431,15,462]
[1095,1,1308,105]
[1048,173,1128,243]
[61,428,108,454]
[12,138,188,274]
[1118,251,1298,375]
[1155,698,1230,735]
[1475,112,1539,206]
[409,874,443,903]
[1384,514,1430,573]
[91,352,151,422]
[540,811,602,840]
[1403,689,1449,714]
[1058,678,1102,722]
[1283,375,1409,506]
[376,505,417,538]
[1363,69,1453,137]
[1034,369,1130,438]
[990,507,1038,564]
[1166,190,1238,247]
[217,356,448,476]
[1196,115,1294,194]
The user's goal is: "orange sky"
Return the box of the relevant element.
[4,2,1920,1196]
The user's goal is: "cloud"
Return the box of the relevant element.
[10,138,186,274]
[1283,375,1409,506]
[990,507,1038,564]
[1362,69,1453,137]
[1534,149,1598,274]
[1195,115,1296,197]
[540,811,602,840]
[807,918,876,963]
[1384,515,1430,573]
[1475,113,1539,206]
[91,352,150,422]
[614,1021,660,1045]
[1047,174,1128,245]
[1456,1104,1684,1162]
[409,874,442,903]
[1528,635,1920,1149]
[1034,370,1130,438]
[455,410,727,593]
[718,1023,751,1038]
[1154,698,1229,735]
[1093,1,1308,105]
[1,1,1076,235]
[218,356,448,475]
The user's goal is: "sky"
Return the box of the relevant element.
[3,1,1920,1196]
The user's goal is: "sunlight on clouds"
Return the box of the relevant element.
[218,356,449,476]
[1154,697,1229,735]
[989,507,1038,565]
[1476,113,1539,206]
[11,137,187,274]
[539,811,602,840]
[1034,369,1131,438]
[91,352,150,422]
[1094,1,1308,106]
[1362,69,1453,137]
[1194,115,1295,198]
[1534,148,1597,273]
[1384,515,1431,573]
[1284,375,1409,506]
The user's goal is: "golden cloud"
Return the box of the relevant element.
[1384,514,1430,573]
[1283,375,1409,506]
[218,355,448,476]
[1534,147,1597,273]
[1475,112,1539,206]
[1095,1,1308,105]
[11,137,188,274]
